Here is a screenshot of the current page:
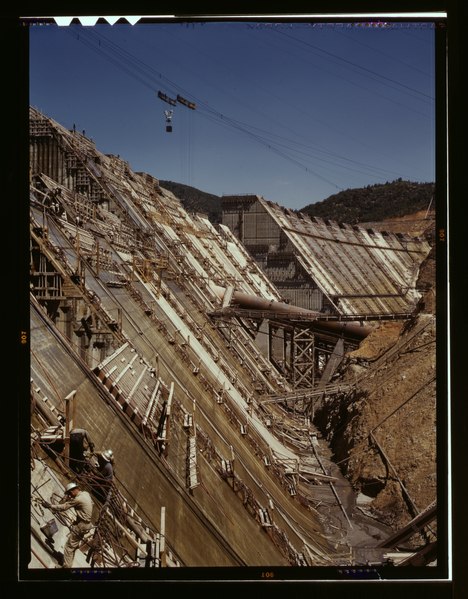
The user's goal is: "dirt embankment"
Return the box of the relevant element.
[360,209,435,237]
[315,314,436,537]
[314,226,437,542]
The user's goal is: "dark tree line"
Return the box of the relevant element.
[159,179,435,227]
[159,180,222,223]
[299,179,435,224]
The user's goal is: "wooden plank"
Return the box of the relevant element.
[127,364,148,402]
[142,380,161,428]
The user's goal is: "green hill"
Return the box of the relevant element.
[159,180,222,223]
[158,179,435,227]
[299,179,435,224]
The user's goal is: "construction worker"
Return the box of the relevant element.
[42,482,94,568]
[92,449,114,503]
[96,449,114,479]
[68,428,95,474]
[105,449,115,471]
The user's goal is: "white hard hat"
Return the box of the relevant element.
[65,482,78,494]
[102,449,113,462]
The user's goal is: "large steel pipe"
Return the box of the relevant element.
[212,284,372,340]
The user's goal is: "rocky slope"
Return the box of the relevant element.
[314,220,438,546]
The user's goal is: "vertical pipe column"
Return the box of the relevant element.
[63,390,76,467]
[159,506,166,567]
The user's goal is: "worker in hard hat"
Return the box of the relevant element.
[68,427,95,474]
[41,482,94,568]
[92,449,114,503]
[96,449,114,479]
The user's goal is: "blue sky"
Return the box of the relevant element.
[29,19,437,210]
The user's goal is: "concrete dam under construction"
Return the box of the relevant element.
[25,106,439,578]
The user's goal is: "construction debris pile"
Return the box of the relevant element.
[27,106,438,572]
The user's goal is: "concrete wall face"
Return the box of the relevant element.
[222,196,325,311]
[28,108,352,572]
[27,107,436,576]
[222,196,431,316]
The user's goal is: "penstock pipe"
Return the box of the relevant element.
[212,284,372,340]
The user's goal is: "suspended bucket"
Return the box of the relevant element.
[40,518,58,539]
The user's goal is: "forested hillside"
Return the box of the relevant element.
[159,180,222,223]
[159,179,435,226]
[300,179,434,224]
